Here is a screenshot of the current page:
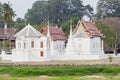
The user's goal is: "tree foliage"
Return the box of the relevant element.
[96,20,116,50]
[0,2,4,27]
[0,2,16,29]
[100,17,120,50]
[25,0,93,26]
[14,18,26,30]
[2,2,16,24]
[61,16,79,35]
[97,0,120,19]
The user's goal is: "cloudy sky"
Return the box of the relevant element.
[0,0,99,19]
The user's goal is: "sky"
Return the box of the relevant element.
[0,0,99,19]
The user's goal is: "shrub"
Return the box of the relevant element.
[108,56,112,62]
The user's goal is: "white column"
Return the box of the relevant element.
[101,39,103,50]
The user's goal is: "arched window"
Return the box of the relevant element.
[62,45,64,50]
[93,43,95,49]
[79,44,81,49]
[59,45,61,52]
[40,42,43,48]
[31,41,34,48]
[24,43,26,49]
[56,45,58,50]
[40,51,44,57]
[18,43,21,49]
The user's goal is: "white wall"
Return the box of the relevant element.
[12,36,49,62]
[90,37,104,54]
[16,37,47,50]
[12,49,25,62]
[50,54,107,60]
[52,40,66,54]
[74,38,91,54]
[1,50,12,61]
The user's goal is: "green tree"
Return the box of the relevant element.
[96,20,116,51]
[1,2,16,50]
[14,18,26,30]
[25,0,48,25]
[97,0,120,19]
[2,2,16,29]
[25,0,93,26]
[0,2,4,27]
[61,17,79,35]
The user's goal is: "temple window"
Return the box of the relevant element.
[24,43,26,49]
[40,41,43,48]
[62,45,64,50]
[93,43,95,48]
[40,51,44,57]
[95,43,97,49]
[60,45,61,51]
[18,43,21,49]
[54,45,56,49]
[57,45,58,50]
[79,44,81,49]
[31,41,34,48]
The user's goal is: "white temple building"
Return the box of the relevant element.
[65,20,107,60]
[0,20,110,62]
[12,24,50,62]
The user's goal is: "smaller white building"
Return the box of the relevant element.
[40,26,67,54]
[12,24,50,62]
[65,20,106,60]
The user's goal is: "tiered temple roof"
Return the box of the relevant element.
[73,20,105,38]
[40,26,67,41]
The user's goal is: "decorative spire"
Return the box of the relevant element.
[56,25,58,28]
[25,19,27,26]
[28,23,30,26]
[59,27,62,30]
[4,24,7,29]
[70,19,73,37]
[47,17,50,37]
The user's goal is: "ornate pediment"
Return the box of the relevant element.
[73,25,87,38]
[14,24,44,37]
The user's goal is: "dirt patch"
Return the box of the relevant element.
[83,75,105,79]
[0,74,11,77]
[39,75,55,79]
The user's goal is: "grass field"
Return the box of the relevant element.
[0,57,120,80]
[0,66,120,76]
[0,66,120,80]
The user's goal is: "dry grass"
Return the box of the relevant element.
[0,57,120,67]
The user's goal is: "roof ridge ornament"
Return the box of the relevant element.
[56,25,58,28]
[59,27,62,30]
[28,23,30,25]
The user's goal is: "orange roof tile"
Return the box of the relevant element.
[40,26,67,41]
[73,20,105,38]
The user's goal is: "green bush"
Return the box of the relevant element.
[108,56,112,62]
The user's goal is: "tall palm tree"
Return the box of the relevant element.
[2,2,16,29]
[2,2,16,50]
